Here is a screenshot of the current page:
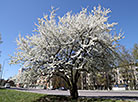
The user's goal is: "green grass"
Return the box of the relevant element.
[0,89,45,102]
[0,89,134,102]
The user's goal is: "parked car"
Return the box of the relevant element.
[112,84,127,91]
[4,83,10,88]
[58,87,67,90]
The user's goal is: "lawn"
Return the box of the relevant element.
[0,89,45,102]
[0,89,134,102]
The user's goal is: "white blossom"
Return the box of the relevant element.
[10,6,124,91]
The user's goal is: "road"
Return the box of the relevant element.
[10,88,138,100]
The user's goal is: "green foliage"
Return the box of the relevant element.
[132,43,138,61]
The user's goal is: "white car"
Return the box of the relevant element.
[112,85,126,91]
[5,83,10,88]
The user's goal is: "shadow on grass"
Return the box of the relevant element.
[33,95,72,102]
[33,95,136,102]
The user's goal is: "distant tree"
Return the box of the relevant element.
[119,46,137,89]
[52,75,68,89]
[118,45,133,68]
[7,80,15,87]
[0,79,6,86]
[16,68,41,86]
[131,43,138,89]
[132,43,138,62]
[10,6,123,99]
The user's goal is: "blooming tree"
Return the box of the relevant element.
[11,67,42,87]
[10,5,123,99]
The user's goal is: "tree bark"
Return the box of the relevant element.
[54,71,79,99]
[69,83,78,99]
[69,69,80,99]
[105,72,110,90]
[81,73,83,90]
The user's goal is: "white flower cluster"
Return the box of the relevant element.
[12,68,42,85]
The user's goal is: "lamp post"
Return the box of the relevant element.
[0,59,9,80]
[0,64,2,84]
[0,65,2,79]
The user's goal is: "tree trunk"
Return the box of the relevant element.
[70,83,78,99]
[105,73,109,90]
[81,73,83,90]
[53,71,79,99]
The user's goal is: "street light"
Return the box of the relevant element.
[0,59,9,80]
[0,64,2,79]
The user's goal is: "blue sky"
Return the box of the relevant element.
[0,0,138,79]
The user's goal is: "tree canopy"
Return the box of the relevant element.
[10,5,124,99]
